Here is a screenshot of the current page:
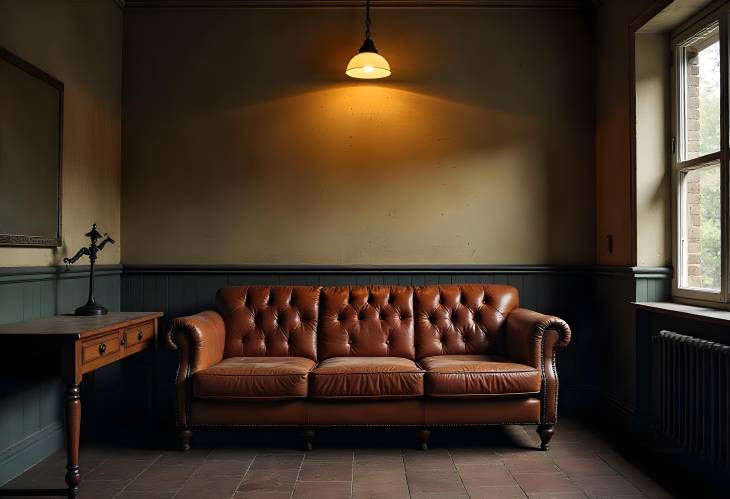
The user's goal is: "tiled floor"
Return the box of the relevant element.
[1,419,685,498]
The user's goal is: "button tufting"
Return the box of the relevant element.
[358,312,366,320]
[385,339,390,345]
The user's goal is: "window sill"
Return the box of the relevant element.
[633,301,730,326]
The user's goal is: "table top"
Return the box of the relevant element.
[0,312,163,338]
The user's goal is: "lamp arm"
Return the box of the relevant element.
[97,235,115,252]
[63,247,90,266]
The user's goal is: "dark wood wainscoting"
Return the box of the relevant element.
[0,265,121,485]
[121,265,671,428]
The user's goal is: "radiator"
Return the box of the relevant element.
[654,330,730,470]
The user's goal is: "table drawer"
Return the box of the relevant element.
[124,321,154,348]
[82,331,122,365]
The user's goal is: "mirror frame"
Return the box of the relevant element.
[0,47,63,247]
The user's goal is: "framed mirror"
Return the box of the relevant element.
[0,47,62,247]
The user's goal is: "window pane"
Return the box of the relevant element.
[680,163,721,291]
[681,24,720,160]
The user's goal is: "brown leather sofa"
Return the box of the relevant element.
[167,284,571,451]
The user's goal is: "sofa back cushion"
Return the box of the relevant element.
[216,286,320,361]
[414,284,519,358]
[318,286,415,360]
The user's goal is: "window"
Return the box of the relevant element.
[673,10,726,302]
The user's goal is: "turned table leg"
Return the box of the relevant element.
[65,384,81,498]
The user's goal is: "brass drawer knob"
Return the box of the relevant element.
[137,331,144,341]
[121,337,126,347]
[98,343,107,355]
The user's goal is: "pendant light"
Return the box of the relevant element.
[346,0,391,79]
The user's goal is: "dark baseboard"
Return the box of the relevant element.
[0,423,64,486]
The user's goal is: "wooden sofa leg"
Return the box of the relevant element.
[177,428,192,452]
[302,430,315,451]
[417,429,431,451]
[537,424,554,451]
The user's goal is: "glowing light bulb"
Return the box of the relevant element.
[345,51,391,79]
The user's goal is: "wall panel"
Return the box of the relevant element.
[0,266,121,486]
[122,265,601,421]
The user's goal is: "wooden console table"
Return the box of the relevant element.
[0,312,163,498]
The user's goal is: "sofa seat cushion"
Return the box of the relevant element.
[193,357,315,400]
[310,357,425,399]
[420,355,541,397]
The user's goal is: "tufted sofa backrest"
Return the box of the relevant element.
[318,286,415,360]
[216,286,321,361]
[414,284,519,358]
[214,284,520,362]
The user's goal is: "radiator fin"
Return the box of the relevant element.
[655,330,730,471]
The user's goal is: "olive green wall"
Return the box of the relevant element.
[0,0,123,485]
[0,0,122,267]
[122,6,595,265]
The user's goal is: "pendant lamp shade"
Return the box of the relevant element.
[347,0,390,79]
[346,50,391,80]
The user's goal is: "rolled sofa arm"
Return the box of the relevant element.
[166,310,226,431]
[504,308,571,424]
[167,310,226,374]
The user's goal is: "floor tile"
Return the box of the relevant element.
[504,455,560,474]
[293,480,352,499]
[406,468,467,494]
[554,457,620,478]
[353,469,409,498]
[236,468,299,495]
[404,449,455,472]
[572,475,646,498]
[513,471,584,495]
[297,461,353,481]
[234,492,292,499]
[205,448,258,461]
[156,449,212,465]
[466,484,528,498]
[125,464,198,492]
[194,459,252,477]
[173,474,242,499]
[115,492,175,499]
[458,464,517,487]
[303,449,354,462]
[84,458,153,481]
[354,453,404,472]
[248,453,304,470]
[409,493,470,499]
[526,493,588,499]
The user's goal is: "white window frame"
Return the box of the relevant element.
[671,6,729,304]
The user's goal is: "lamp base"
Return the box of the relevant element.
[74,302,108,316]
